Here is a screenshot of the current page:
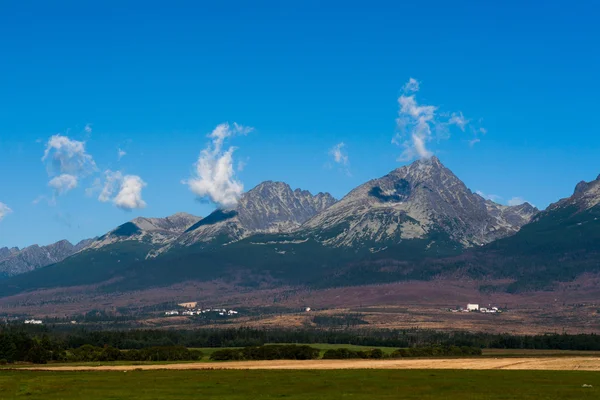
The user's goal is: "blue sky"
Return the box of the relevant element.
[1,0,599,248]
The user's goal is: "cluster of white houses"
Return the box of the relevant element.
[165,308,239,317]
[24,319,43,325]
[451,304,502,313]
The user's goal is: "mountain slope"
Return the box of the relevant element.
[302,157,537,249]
[452,174,600,292]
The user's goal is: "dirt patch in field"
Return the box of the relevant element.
[21,357,600,372]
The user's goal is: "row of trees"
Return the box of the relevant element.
[322,348,384,359]
[210,345,320,361]
[2,325,600,364]
[57,327,600,351]
[68,345,203,362]
[390,345,482,358]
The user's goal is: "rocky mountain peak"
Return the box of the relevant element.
[304,157,536,248]
[235,181,336,232]
[163,181,337,250]
[548,173,600,213]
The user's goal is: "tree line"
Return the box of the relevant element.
[2,325,600,364]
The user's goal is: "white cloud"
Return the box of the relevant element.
[48,174,78,195]
[184,123,252,209]
[98,170,124,202]
[113,175,147,210]
[118,148,127,160]
[94,170,146,210]
[508,197,528,206]
[84,124,92,134]
[0,202,12,221]
[394,78,483,160]
[476,190,502,203]
[394,82,437,161]
[42,134,96,179]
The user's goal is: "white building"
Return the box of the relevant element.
[467,304,479,312]
[24,319,43,325]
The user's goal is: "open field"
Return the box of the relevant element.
[18,356,600,371]
[0,369,598,399]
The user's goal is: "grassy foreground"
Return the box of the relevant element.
[0,370,597,399]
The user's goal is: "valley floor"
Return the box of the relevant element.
[2,276,600,334]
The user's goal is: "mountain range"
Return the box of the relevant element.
[1,156,598,297]
[0,239,94,277]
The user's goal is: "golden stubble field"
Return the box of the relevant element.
[20,357,600,372]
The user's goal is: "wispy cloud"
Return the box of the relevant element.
[393,78,484,161]
[403,77,420,93]
[469,138,481,147]
[98,170,124,202]
[84,124,92,134]
[476,190,502,203]
[0,202,12,221]
[328,142,351,176]
[449,112,469,131]
[41,135,97,197]
[48,174,78,195]
[508,197,528,206]
[184,123,252,209]
[118,148,127,160]
[329,142,349,165]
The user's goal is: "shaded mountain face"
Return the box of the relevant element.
[168,181,336,249]
[0,239,93,277]
[303,157,538,249]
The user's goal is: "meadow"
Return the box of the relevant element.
[0,369,597,399]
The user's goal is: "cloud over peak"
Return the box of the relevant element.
[95,170,146,210]
[393,78,484,161]
[114,175,147,210]
[184,123,252,209]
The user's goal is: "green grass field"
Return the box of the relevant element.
[0,370,597,399]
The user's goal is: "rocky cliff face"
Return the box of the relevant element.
[0,247,19,263]
[0,239,93,276]
[168,181,337,249]
[303,157,538,248]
